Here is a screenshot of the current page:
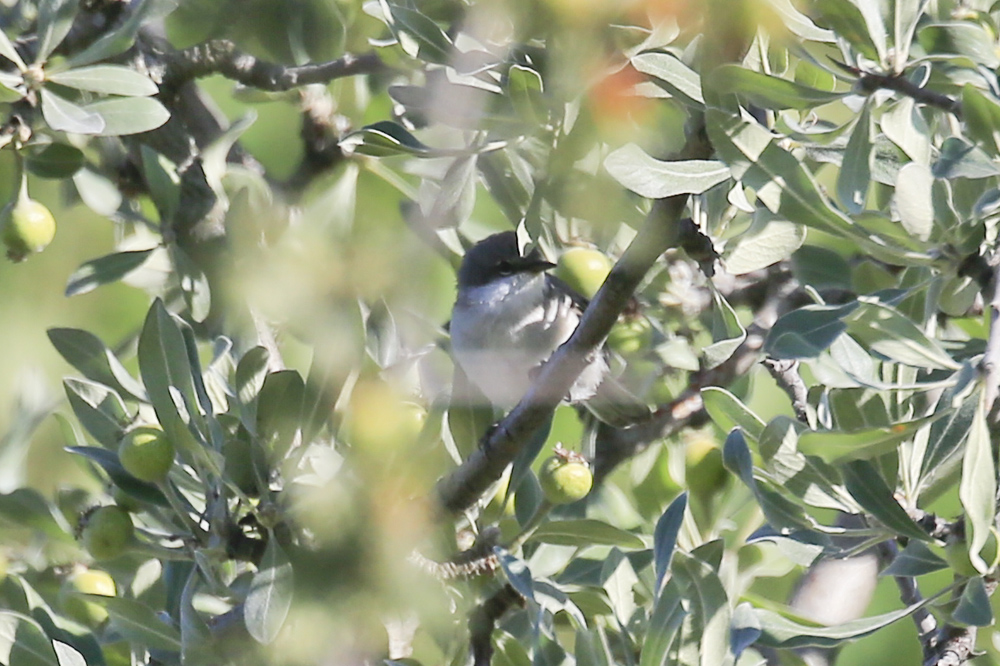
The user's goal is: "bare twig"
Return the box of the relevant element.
[762,358,809,422]
[160,40,389,93]
[833,61,962,117]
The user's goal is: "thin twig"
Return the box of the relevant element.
[833,61,962,117]
[762,358,809,422]
[161,40,389,93]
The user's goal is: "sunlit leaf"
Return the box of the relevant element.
[244,538,294,644]
[604,144,730,198]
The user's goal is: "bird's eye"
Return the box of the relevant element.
[497,260,513,275]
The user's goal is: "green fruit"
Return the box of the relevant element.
[944,528,1000,576]
[119,426,175,482]
[112,486,141,513]
[81,506,134,560]
[554,247,612,299]
[2,197,55,261]
[60,569,116,625]
[684,433,727,498]
[608,316,653,356]
[539,449,593,504]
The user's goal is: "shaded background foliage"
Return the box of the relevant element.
[1,1,1000,666]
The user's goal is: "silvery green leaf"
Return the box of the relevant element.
[604,144,730,198]
[48,65,158,96]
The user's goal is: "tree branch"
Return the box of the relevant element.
[160,40,389,93]
[834,62,962,117]
[762,358,809,422]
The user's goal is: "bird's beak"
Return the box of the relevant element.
[518,247,556,273]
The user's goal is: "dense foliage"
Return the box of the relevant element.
[2,0,1000,665]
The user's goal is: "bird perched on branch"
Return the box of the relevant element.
[449,231,648,427]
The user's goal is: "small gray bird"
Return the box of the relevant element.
[449,231,648,427]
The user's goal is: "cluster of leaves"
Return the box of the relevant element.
[5,0,1000,665]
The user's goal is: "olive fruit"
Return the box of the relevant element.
[119,425,175,483]
[1,196,55,262]
[539,448,593,504]
[60,569,116,625]
[81,506,134,561]
[684,431,728,498]
[554,247,612,299]
[608,316,653,356]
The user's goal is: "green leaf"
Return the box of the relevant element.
[919,379,976,487]
[765,303,854,359]
[507,65,545,123]
[815,0,885,62]
[722,214,806,275]
[953,577,993,627]
[340,120,434,157]
[961,85,1000,156]
[140,146,181,222]
[40,90,105,135]
[881,540,947,576]
[245,538,294,644]
[47,65,158,96]
[604,144,731,198]
[0,489,73,542]
[701,387,766,441]
[382,2,453,63]
[891,0,928,67]
[837,102,873,214]
[639,579,686,666]
[103,598,182,651]
[671,551,730,666]
[47,328,147,401]
[235,347,270,428]
[65,250,155,298]
[530,519,645,548]
[25,143,84,179]
[64,378,130,447]
[933,137,1000,179]
[601,549,638,626]
[653,493,687,596]
[763,0,836,42]
[256,370,304,461]
[753,591,939,648]
[730,602,763,660]
[703,286,746,369]
[36,0,78,62]
[64,446,168,506]
[169,245,211,322]
[960,395,996,574]
[842,460,930,540]
[844,299,960,370]
[0,611,59,666]
[894,162,934,241]
[68,0,180,68]
[0,28,27,70]
[630,52,703,106]
[918,22,1000,68]
[881,97,930,164]
[82,97,170,136]
[798,413,945,464]
[707,65,844,110]
[137,300,203,461]
[723,429,813,532]
[496,549,535,602]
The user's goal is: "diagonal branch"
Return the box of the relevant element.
[434,125,714,515]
